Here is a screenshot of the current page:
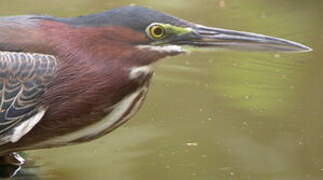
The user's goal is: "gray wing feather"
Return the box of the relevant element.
[0,51,58,144]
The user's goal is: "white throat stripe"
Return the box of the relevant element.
[137,45,186,53]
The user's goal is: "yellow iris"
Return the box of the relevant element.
[148,24,166,40]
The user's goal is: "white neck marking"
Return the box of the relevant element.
[137,45,186,53]
[129,66,152,80]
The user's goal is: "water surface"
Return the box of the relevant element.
[0,0,321,179]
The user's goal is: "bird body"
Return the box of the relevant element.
[0,13,160,154]
[0,5,311,165]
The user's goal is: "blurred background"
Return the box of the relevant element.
[0,0,321,179]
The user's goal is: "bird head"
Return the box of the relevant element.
[51,5,311,65]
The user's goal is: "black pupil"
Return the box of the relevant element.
[154,27,163,36]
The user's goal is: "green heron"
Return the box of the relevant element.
[0,5,311,165]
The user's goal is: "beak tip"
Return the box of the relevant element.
[304,46,313,52]
[294,44,313,53]
[270,39,313,53]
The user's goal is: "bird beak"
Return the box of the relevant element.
[175,25,312,53]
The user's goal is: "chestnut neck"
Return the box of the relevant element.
[38,20,179,66]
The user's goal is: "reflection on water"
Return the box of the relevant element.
[0,165,21,178]
[0,165,39,179]
[0,0,320,179]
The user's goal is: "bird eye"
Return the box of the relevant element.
[147,24,167,40]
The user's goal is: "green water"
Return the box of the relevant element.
[0,0,321,179]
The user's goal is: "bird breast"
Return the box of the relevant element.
[30,66,153,148]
